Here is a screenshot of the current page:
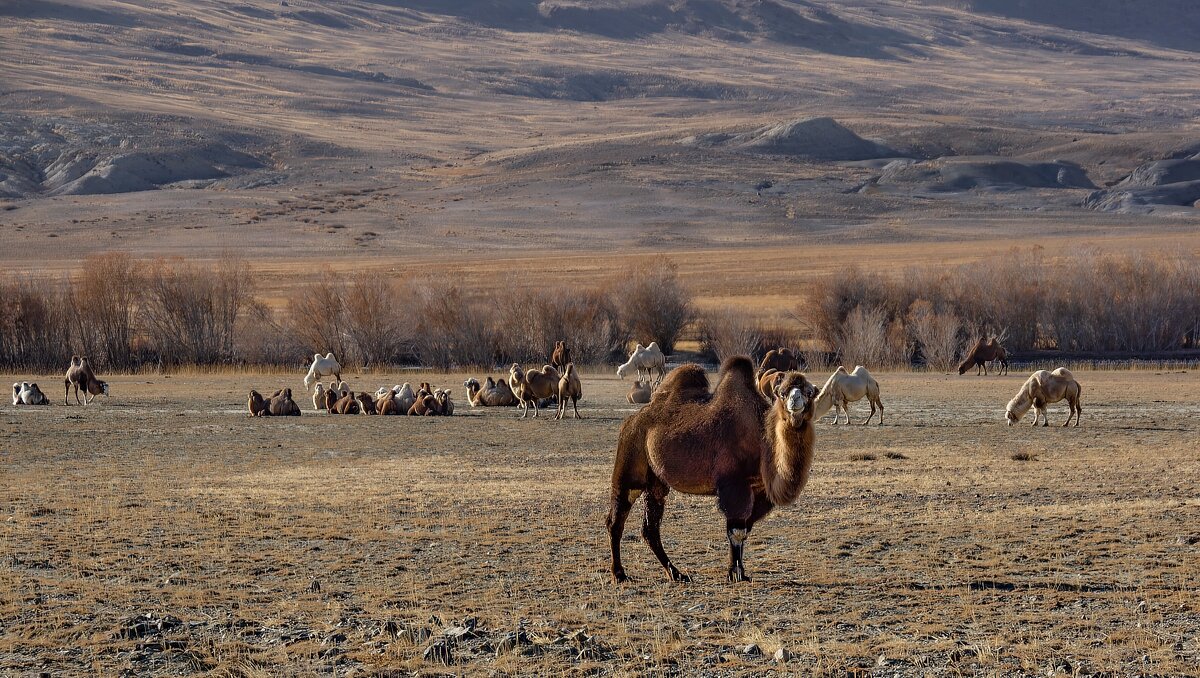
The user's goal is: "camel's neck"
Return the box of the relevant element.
[812,383,834,419]
[761,407,815,507]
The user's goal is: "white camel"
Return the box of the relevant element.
[813,365,883,425]
[1006,367,1081,427]
[616,342,666,384]
[303,353,342,391]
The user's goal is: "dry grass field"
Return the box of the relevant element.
[3,368,1198,676]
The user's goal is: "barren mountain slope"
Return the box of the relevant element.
[0,0,1198,268]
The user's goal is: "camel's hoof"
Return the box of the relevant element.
[727,569,750,583]
[613,570,630,583]
[669,569,691,583]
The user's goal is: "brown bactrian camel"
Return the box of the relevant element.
[958,336,1009,375]
[550,341,571,372]
[606,356,820,583]
[759,348,800,374]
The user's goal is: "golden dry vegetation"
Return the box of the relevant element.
[2,368,1198,676]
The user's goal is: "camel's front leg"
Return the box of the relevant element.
[717,478,754,583]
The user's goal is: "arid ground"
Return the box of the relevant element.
[2,368,1198,676]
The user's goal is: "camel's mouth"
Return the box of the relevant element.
[1005,409,1018,425]
[784,388,812,418]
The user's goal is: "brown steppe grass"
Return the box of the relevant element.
[2,368,1198,675]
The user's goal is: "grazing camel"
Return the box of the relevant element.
[64,356,109,405]
[12,382,50,405]
[304,353,342,391]
[509,364,558,418]
[813,366,883,425]
[1006,368,1081,427]
[757,368,783,402]
[464,376,519,407]
[607,357,820,583]
[958,336,1009,376]
[617,342,666,384]
[627,379,652,404]
[555,363,583,420]
[551,341,572,372]
[759,348,800,374]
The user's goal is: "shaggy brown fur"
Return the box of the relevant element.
[323,388,340,413]
[759,348,800,374]
[407,393,437,416]
[555,363,583,420]
[958,336,1009,376]
[266,388,301,416]
[550,341,571,372]
[757,368,783,402]
[64,356,109,405]
[606,357,820,583]
[331,392,361,415]
[627,380,652,405]
[355,392,377,415]
[509,363,559,418]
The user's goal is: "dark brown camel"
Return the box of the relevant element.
[958,336,1009,375]
[606,356,820,583]
[759,348,800,374]
[550,341,572,372]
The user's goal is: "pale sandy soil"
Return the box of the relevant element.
[2,368,1197,675]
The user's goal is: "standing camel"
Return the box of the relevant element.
[958,336,1009,376]
[607,356,820,583]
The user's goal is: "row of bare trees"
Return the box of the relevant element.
[0,254,694,372]
[1,253,253,371]
[801,248,1200,368]
[3,249,1195,372]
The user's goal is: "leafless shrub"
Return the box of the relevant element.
[0,277,74,370]
[69,252,143,370]
[412,284,500,370]
[700,309,763,363]
[140,255,252,365]
[907,299,962,370]
[1011,452,1038,462]
[608,255,692,354]
[284,271,349,366]
[343,273,409,368]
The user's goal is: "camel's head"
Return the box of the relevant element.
[615,362,630,379]
[1005,406,1020,425]
[776,373,819,424]
[98,380,110,397]
[303,373,316,390]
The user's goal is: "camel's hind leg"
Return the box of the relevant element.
[607,488,639,583]
[642,483,689,582]
[572,397,581,419]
